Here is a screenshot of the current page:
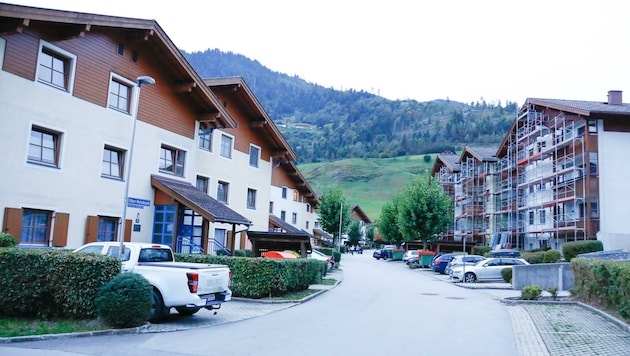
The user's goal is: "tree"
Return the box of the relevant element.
[347,220,362,246]
[317,185,351,248]
[396,177,452,249]
[378,195,404,245]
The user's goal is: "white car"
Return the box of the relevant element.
[402,250,419,264]
[308,249,334,269]
[450,257,529,283]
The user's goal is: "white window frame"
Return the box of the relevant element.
[36,40,77,93]
[107,73,135,114]
[249,144,260,168]
[220,133,233,159]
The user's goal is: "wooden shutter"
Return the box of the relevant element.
[51,212,69,247]
[85,215,98,243]
[2,207,22,243]
[124,219,132,242]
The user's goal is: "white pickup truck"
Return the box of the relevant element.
[74,241,232,321]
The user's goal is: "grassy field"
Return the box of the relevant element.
[298,155,435,221]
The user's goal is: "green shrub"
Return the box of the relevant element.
[547,286,558,300]
[543,249,562,263]
[0,233,16,247]
[521,285,542,300]
[521,251,545,264]
[95,273,152,328]
[474,246,492,257]
[234,249,252,257]
[562,240,603,261]
[332,251,341,265]
[501,267,512,283]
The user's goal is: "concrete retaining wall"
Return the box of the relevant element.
[513,263,574,291]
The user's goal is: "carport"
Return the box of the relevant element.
[248,231,312,258]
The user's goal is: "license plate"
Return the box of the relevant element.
[205,295,215,304]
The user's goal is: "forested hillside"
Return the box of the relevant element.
[184,49,518,163]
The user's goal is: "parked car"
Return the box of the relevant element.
[403,250,419,264]
[444,254,486,275]
[489,249,521,257]
[450,257,530,283]
[308,249,334,269]
[374,246,394,260]
[431,253,462,274]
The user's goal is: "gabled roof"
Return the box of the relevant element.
[151,175,251,226]
[525,98,630,116]
[431,152,461,175]
[204,77,297,163]
[0,2,236,129]
[268,214,302,233]
[351,205,372,224]
[459,146,498,163]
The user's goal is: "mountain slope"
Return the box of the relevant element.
[183,49,517,164]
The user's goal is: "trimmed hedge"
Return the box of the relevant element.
[175,254,327,299]
[95,273,152,328]
[474,246,492,257]
[563,240,603,262]
[0,233,16,247]
[571,258,630,319]
[0,248,120,319]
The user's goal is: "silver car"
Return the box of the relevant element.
[450,257,529,283]
[445,254,486,276]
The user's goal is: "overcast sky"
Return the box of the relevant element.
[6,0,630,105]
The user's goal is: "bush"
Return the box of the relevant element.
[95,273,153,328]
[473,246,492,257]
[501,267,512,283]
[521,251,545,264]
[234,249,252,257]
[562,240,603,261]
[547,286,558,300]
[521,285,542,300]
[0,233,16,247]
[543,249,562,263]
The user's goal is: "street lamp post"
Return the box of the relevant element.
[119,76,155,260]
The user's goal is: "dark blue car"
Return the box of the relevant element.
[431,253,462,274]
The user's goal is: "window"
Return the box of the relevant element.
[20,209,51,245]
[199,127,213,151]
[589,152,598,174]
[97,216,118,242]
[305,221,310,229]
[37,42,76,92]
[293,190,299,201]
[282,187,287,199]
[159,145,186,176]
[102,146,124,179]
[540,210,546,224]
[528,211,534,225]
[247,188,257,209]
[269,201,274,214]
[107,77,132,113]
[292,212,297,224]
[220,134,233,158]
[28,126,61,167]
[280,210,286,221]
[217,181,229,203]
[306,204,311,213]
[591,199,599,218]
[196,175,209,193]
[249,145,260,167]
[588,120,598,134]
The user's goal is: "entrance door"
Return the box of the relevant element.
[176,207,204,254]
[152,204,176,248]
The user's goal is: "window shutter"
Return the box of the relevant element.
[85,216,98,243]
[2,207,22,243]
[52,212,69,247]
[124,219,132,242]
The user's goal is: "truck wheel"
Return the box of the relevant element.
[149,289,167,322]
[175,307,201,316]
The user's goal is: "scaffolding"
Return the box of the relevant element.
[455,155,488,247]
[503,105,588,250]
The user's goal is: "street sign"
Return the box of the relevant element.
[127,197,150,209]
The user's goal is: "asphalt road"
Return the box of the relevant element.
[0,252,529,356]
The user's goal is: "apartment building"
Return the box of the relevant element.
[434,91,630,252]
[0,3,317,254]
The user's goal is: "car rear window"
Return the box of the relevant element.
[139,248,173,262]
